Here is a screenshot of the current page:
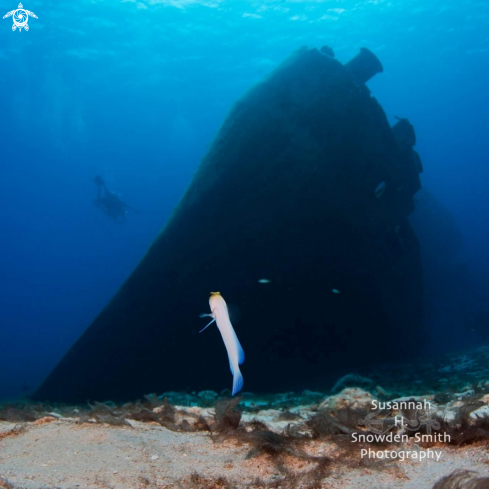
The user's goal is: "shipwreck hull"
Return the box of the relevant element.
[36,47,423,402]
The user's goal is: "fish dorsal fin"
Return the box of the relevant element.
[226,303,241,324]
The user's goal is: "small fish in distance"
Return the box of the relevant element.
[199,292,245,395]
[375,181,386,199]
[258,279,271,284]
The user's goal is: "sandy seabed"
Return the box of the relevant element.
[0,416,488,489]
[1,398,489,489]
[4,348,489,488]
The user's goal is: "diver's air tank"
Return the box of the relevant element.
[345,47,384,84]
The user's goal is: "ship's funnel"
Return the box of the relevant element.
[345,47,384,84]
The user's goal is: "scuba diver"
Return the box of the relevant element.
[91,176,140,223]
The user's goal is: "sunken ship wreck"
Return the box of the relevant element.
[36,46,424,403]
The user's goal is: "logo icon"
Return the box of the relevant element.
[3,3,37,31]
[359,408,441,435]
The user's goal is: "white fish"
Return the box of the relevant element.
[258,279,271,284]
[332,289,340,294]
[200,292,245,395]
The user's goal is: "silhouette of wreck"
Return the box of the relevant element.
[36,46,424,402]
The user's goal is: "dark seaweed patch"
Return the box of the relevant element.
[306,405,368,437]
[245,429,297,459]
[143,392,164,408]
[177,472,235,489]
[432,469,489,489]
[80,401,132,426]
[211,396,243,436]
[0,398,209,433]
[125,398,210,432]
[277,410,302,421]
[0,403,44,422]
[210,400,333,488]
[432,402,489,447]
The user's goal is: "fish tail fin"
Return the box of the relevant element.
[232,366,244,396]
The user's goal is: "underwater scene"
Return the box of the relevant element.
[1,0,489,487]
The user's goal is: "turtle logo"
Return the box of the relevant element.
[3,3,37,32]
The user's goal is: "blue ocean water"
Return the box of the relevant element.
[0,0,488,400]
